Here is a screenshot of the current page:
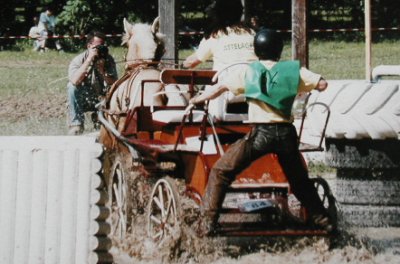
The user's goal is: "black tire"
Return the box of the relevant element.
[310,177,338,226]
[338,204,400,227]
[147,176,182,247]
[336,178,400,205]
[325,138,400,169]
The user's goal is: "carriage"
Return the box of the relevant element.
[97,18,337,246]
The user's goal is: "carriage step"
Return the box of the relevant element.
[228,183,289,192]
[216,227,329,237]
[299,142,324,152]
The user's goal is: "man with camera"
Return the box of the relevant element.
[67,30,118,135]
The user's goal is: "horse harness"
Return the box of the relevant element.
[104,61,164,117]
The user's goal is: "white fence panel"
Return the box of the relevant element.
[0,136,111,264]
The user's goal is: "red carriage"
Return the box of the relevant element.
[98,67,336,245]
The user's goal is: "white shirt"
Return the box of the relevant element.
[28,26,41,39]
[195,27,257,71]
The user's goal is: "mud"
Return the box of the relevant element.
[0,92,65,121]
[110,192,400,264]
[111,222,400,263]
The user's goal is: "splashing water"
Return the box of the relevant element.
[109,192,400,264]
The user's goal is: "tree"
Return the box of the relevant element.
[56,0,160,36]
[57,0,96,35]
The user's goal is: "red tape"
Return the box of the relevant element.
[1,27,400,39]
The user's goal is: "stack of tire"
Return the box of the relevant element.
[326,138,400,227]
[305,71,400,227]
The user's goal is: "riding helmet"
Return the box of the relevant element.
[254,29,283,61]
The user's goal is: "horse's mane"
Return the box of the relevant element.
[121,31,130,46]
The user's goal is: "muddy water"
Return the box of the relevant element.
[111,228,400,264]
[110,194,400,264]
[108,165,400,263]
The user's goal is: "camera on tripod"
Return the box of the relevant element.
[95,45,109,59]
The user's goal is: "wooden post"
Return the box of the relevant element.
[158,0,179,67]
[242,0,249,22]
[291,0,309,68]
[365,0,372,82]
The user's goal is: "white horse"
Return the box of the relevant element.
[99,17,187,148]
[110,17,165,111]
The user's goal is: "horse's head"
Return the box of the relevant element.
[122,17,165,65]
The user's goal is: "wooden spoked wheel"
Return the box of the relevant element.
[108,153,133,240]
[147,176,181,246]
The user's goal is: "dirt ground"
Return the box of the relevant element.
[0,92,65,122]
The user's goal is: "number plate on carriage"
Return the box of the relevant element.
[238,199,275,213]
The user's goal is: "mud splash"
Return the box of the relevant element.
[111,229,400,264]
[110,193,400,264]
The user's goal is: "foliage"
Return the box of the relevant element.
[3,0,400,48]
[0,0,16,35]
[57,0,126,34]
[57,0,91,35]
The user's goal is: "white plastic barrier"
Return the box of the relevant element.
[0,136,111,264]
[306,79,400,140]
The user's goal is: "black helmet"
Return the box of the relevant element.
[254,29,283,60]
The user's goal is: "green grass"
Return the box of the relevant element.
[0,46,127,97]
[307,161,336,177]
[1,39,400,136]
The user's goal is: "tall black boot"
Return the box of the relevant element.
[197,170,228,237]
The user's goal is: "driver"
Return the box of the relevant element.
[189,29,333,236]
[67,30,118,135]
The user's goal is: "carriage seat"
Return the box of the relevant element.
[152,109,205,124]
[153,68,249,124]
[207,64,249,122]
[208,89,248,122]
[151,69,216,125]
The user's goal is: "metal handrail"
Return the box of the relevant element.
[298,102,331,152]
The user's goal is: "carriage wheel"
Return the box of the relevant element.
[147,176,181,247]
[107,152,135,240]
[310,177,338,225]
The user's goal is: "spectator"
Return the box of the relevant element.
[189,29,332,236]
[182,0,258,120]
[38,6,63,52]
[28,16,45,52]
[67,30,118,135]
[182,0,257,71]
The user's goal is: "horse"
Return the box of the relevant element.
[99,17,188,149]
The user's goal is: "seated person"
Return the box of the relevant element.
[182,0,256,122]
[28,17,45,51]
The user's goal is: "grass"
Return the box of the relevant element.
[307,160,336,176]
[0,46,126,98]
[1,39,400,136]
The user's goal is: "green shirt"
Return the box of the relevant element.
[245,60,300,118]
